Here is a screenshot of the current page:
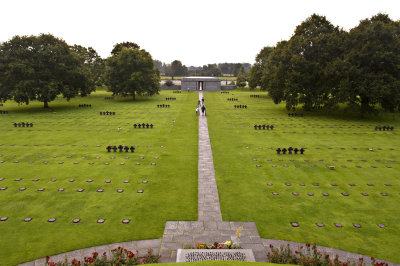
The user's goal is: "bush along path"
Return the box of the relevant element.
[19,91,396,265]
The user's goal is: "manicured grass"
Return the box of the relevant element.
[205,89,400,263]
[0,89,198,265]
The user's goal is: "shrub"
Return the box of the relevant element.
[165,80,173,86]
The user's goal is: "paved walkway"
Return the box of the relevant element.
[158,91,267,263]
[20,91,396,265]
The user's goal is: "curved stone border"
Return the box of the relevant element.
[18,239,161,266]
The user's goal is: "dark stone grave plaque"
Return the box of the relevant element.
[341,193,349,196]
[377,224,385,228]
[32,179,39,182]
[316,223,324,227]
[272,192,279,195]
[307,193,314,196]
[38,188,45,191]
[334,223,343,227]
[122,219,130,224]
[271,165,277,167]
[386,166,392,168]
[349,184,356,186]
[256,165,261,168]
[97,189,104,192]
[58,188,64,192]
[322,193,329,196]
[292,192,299,196]
[381,193,388,196]
[123,180,130,183]
[15,178,22,181]
[313,183,319,186]
[137,190,144,193]
[136,163,140,165]
[0,217,8,221]
[48,218,56,222]
[51,179,57,182]
[299,184,305,186]
[69,179,75,182]
[117,189,124,193]
[285,183,291,186]
[266,183,273,186]
[104,162,109,165]
[120,163,125,165]
[19,188,26,191]
[142,181,148,184]
[97,219,105,223]
[0,187,7,190]
[72,219,80,223]
[105,180,111,183]
[353,224,361,228]
[87,179,93,182]
[77,189,84,192]
[24,218,32,222]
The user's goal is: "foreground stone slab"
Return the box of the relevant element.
[176,249,255,262]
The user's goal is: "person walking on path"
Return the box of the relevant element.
[196,107,199,115]
[201,97,204,105]
[201,105,206,116]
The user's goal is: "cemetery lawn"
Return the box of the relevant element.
[0,89,198,266]
[206,89,400,263]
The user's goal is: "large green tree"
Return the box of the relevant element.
[167,60,188,78]
[248,46,273,89]
[259,14,345,110]
[0,34,92,108]
[105,42,160,100]
[71,45,105,87]
[340,14,400,115]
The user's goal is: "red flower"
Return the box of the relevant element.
[46,256,50,262]
[300,246,303,249]
[269,244,273,248]
[295,250,298,254]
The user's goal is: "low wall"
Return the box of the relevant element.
[161,84,181,90]
[221,85,237,90]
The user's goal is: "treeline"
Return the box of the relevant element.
[154,60,251,77]
[248,13,400,116]
[0,35,159,107]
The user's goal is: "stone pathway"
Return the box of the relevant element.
[19,91,397,265]
[158,92,267,263]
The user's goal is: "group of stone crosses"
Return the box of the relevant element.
[173,90,181,93]
[133,123,154,129]
[100,111,115,115]
[375,126,394,131]
[13,122,34,127]
[165,97,176,100]
[234,105,247,109]
[220,91,229,94]
[250,94,261,98]
[276,147,305,154]
[106,145,135,152]
[0,110,8,114]
[254,124,274,130]
[227,98,238,101]
[288,113,304,117]
[157,104,170,108]
[78,104,91,108]
[104,96,114,100]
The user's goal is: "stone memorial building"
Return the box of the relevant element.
[181,77,221,91]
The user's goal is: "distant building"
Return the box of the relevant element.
[181,77,221,91]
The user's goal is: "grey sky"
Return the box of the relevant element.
[1,0,399,66]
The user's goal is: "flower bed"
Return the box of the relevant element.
[185,241,241,249]
[46,247,160,266]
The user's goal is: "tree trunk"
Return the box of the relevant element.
[132,92,136,101]
[44,100,49,108]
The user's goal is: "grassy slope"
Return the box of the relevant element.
[0,90,198,265]
[206,89,400,263]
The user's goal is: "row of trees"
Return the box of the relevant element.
[0,35,160,107]
[248,13,400,115]
[154,60,251,77]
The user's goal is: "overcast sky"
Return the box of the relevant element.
[1,0,399,66]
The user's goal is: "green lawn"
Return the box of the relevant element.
[206,89,400,263]
[0,89,198,265]
[1,88,399,265]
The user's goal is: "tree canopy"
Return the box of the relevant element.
[105,42,160,100]
[0,34,93,108]
[252,13,400,115]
